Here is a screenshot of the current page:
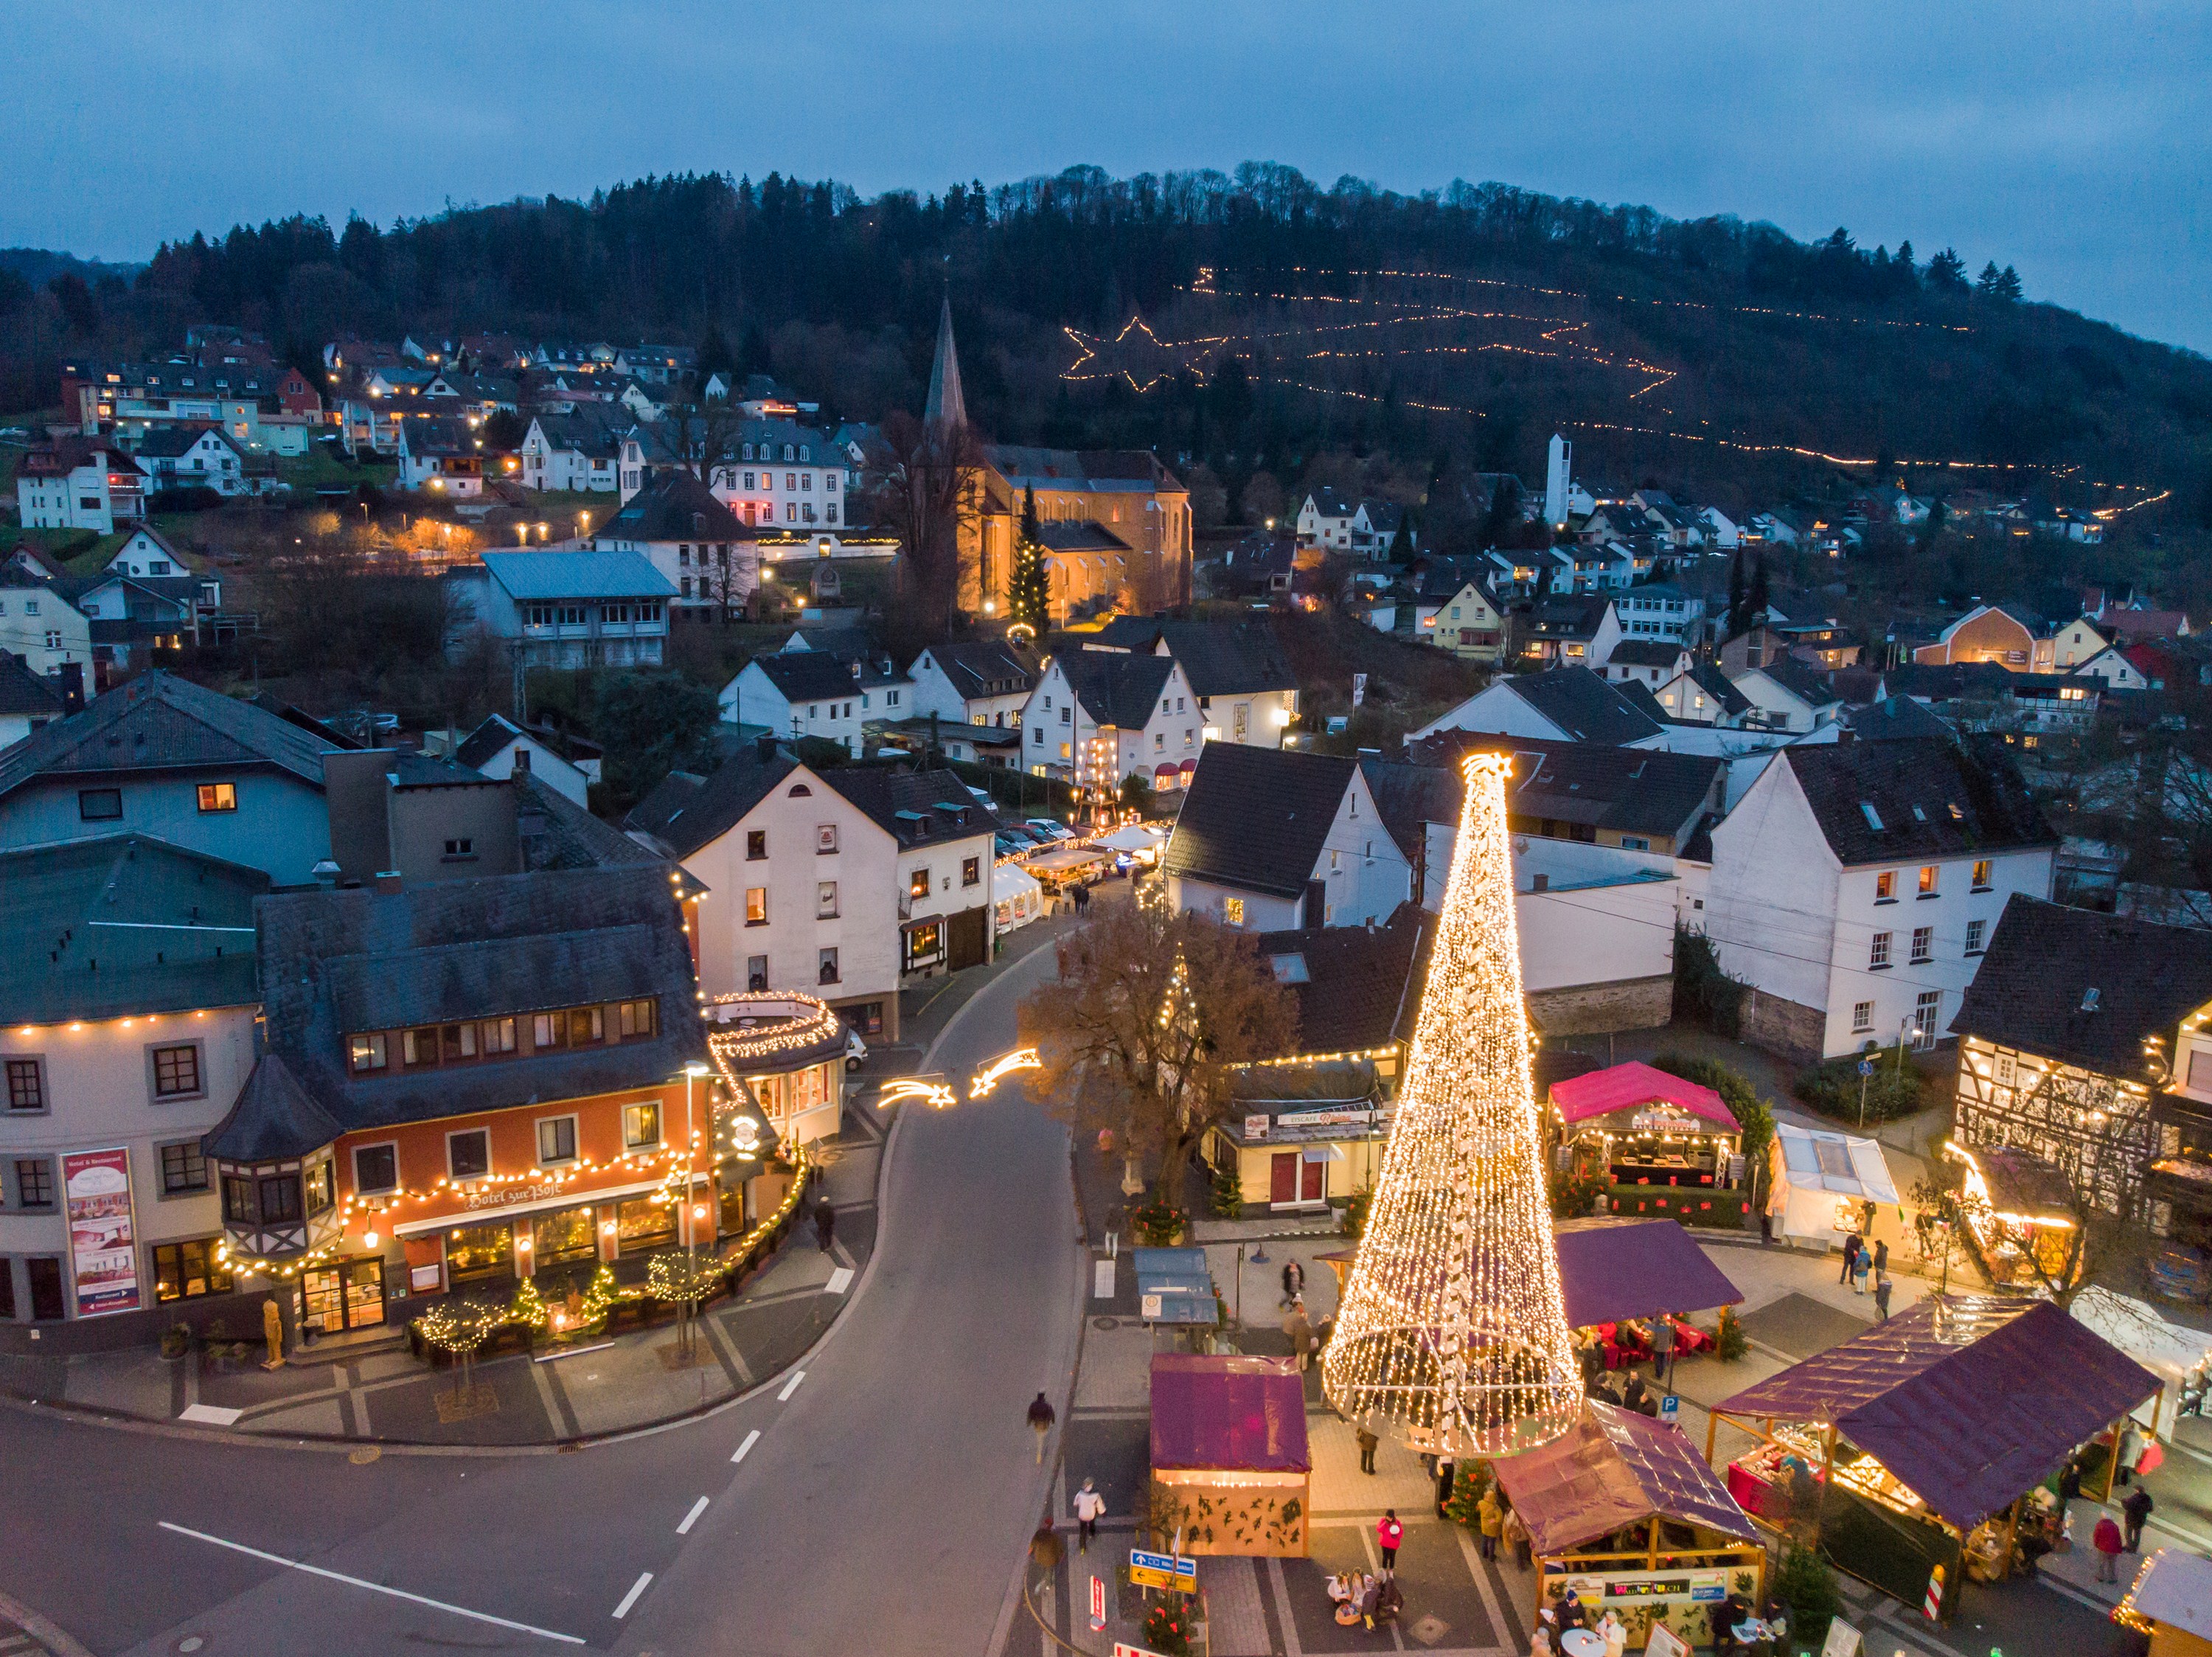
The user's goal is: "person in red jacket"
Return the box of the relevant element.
[1377,1509,1404,1569]
[2093,1512,2125,1583]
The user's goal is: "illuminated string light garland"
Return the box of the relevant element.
[1321,752,1582,1459]
[968,1048,1041,1099]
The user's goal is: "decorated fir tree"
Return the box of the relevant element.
[1008,485,1051,634]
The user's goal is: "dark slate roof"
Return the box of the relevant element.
[1086,618,1298,698]
[625,750,799,859]
[602,468,748,543]
[1781,736,2054,866]
[0,835,267,1025]
[1523,595,1613,642]
[236,866,708,1154]
[1035,521,1132,555]
[915,640,1035,701]
[1358,758,1461,866]
[1951,895,2212,1071]
[1678,661,1751,718]
[514,773,687,885]
[820,765,1000,851]
[0,670,336,803]
[1714,1297,2157,1530]
[1402,734,1719,842]
[204,1055,343,1163]
[1843,695,1952,743]
[531,409,630,458]
[1748,656,1838,707]
[1882,661,2018,702]
[1251,902,1433,1054]
[1507,667,1664,745]
[453,713,530,771]
[1608,639,1687,669]
[1057,649,1178,728]
[985,446,1183,493]
[1164,744,1356,899]
[748,650,860,704]
[133,423,237,460]
[0,653,65,717]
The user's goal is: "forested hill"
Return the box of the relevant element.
[7,164,2211,522]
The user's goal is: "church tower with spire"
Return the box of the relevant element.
[924,293,968,437]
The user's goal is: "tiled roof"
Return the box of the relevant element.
[0,653,65,717]
[1523,596,1613,642]
[984,446,1183,493]
[914,639,1035,701]
[1951,894,2212,1071]
[1057,650,1178,728]
[1251,902,1433,1053]
[1402,734,1719,842]
[748,650,860,704]
[1843,696,1951,742]
[1780,736,2053,865]
[1085,618,1297,698]
[625,751,798,860]
[1493,1398,1759,1557]
[479,550,676,601]
[0,670,336,804]
[602,468,748,543]
[1164,744,1355,899]
[1034,521,1131,555]
[1506,668,1664,745]
[1608,640,1687,669]
[820,765,1000,850]
[1357,757,1461,866]
[132,424,236,460]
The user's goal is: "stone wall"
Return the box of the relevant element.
[1740,988,1828,1067]
[1526,974,1673,1037]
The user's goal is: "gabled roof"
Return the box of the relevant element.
[0,670,337,804]
[984,447,1184,493]
[1405,734,1719,841]
[1357,757,1461,866]
[1843,695,1951,742]
[1952,895,2212,1073]
[1741,656,1838,709]
[625,750,801,859]
[1304,487,1357,521]
[1607,639,1688,670]
[1492,1398,1758,1557]
[914,639,1036,702]
[818,765,1000,850]
[1085,618,1298,698]
[1055,650,1178,728]
[1506,668,1664,745]
[1524,595,1613,642]
[1882,661,2018,702]
[479,550,675,601]
[1164,744,1357,899]
[747,649,860,704]
[1778,736,2054,866]
[0,653,65,718]
[602,468,748,543]
[453,713,531,771]
[1251,901,1434,1053]
[133,423,240,460]
[529,409,631,458]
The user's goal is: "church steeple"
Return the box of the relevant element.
[923,293,968,436]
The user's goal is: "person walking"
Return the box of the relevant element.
[2093,1511,2125,1582]
[1505,1504,1533,1570]
[1477,1486,1504,1561]
[1622,1372,1649,1414]
[2118,1422,2145,1487]
[1872,1237,1889,1276]
[1356,1420,1380,1475]
[1073,1477,1105,1553]
[1377,1510,1403,1570]
[1027,1391,1057,1464]
[814,1200,836,1254]
[2124,1484,2154,1552]
[1840,1231,1863,1286]
[1873,1275,1893,1321]
[1284,1299,1315,1372]
[1652,1316,1677,1389]
[1281,1258,1305,1310]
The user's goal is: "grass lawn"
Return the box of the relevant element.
[276,448,396,492]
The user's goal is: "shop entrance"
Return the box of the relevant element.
[1270,1150,1324,1206]
[301,1257,386,1334]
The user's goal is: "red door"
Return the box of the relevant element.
[1301,1157,1326,1203]
[1270,1152,1299,1205]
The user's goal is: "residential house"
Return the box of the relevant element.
[1019,648,1200,793]
[1294,488,1360,552]
[67,574,201,668]
[518,411,630,495]
[1951,897,2212,1235]
[395,416,487,497]
[703,418,852,530]
[1480,548,1548,600]
[2074,647,2152,692]
[1519,596,1622,669]
[627,746,998,1038]
[720,649,869,757]
[1697,507,1743,549]
[590,470,757,617]
[1615,583,1706,645]
[1746,510,1804,547]
[447,552,673,670]
[1410,667,1666,747]
[1728,659,1842,733]
[1349,499,1412,561]
[1704,736,2058,1063]
[1840,696,1952,744]
[14,438,145,533]
[131,425,255,498]
[1652,661,1752,726]
[434,714,602,807]
[1415,572,1507,664]
[1212,533,1298,600]
[905,640,1038,735]
[2051,616,2113,669]
[1163,744,1411,931]
[0,836,269,1334]
[1913,605,2056,671]
[1606,641,1692,691]
[200,866,724,1330]
[0,655,66,749]
[1487,737,1723,857]
[2093,604,2194,646]
[1085,618,1301,748]
[0,583,91,681]
[1770,621,1862,670]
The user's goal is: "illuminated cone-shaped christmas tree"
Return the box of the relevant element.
[1322,752,1581,1456]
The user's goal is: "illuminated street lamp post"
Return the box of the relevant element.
[683,1062,712,1261]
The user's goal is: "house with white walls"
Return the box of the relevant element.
[1019,648,1201,793]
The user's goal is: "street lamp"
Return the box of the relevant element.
[683,1062,712,1260]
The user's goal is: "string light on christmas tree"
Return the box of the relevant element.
[1321,751,1582,1458]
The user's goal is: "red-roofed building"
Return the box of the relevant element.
[1547,1060,1744,1194]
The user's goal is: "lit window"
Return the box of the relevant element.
[909,867,931,900]
[196,782,237,813]
[1918,865,1938,897]
[1224,897,1245,928]
[1875,871,1896,901]
[818,880,839,918]
[1971,859,1992,891]
[746,887,768,925]
[349,1032,387,1072]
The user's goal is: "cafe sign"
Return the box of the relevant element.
[1630,1106,1708,1136]
[465,1179,571,1212]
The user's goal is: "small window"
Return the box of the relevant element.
[196,782,237,813]
[746,887,769,925]
[448,1129,490,1181]
[153,1239,233,1303]
[353,1143,398,1194]
[1966,918,1987,955]
[537,1116,578,1164]
[817,824,838,854]
[1869,931,1892,969]
[623,1102,661,1149]
[305,1160,335,1215]
[568,1006,604,1046]
[443,837,475,859]
[5,1057,45,1112]
[1224,897,1245,927]
[160,1140,209,1194]
[1972,858,1992,891]
[819,946,841,985]
[746,830,768,861]
[15,1156,55,1209]
[348,1032,388,1073]
[257,1173,303,1223]
[150,1043,203,1100]
[1910,926,1934,965]
[1851,1001,1875,1034]
[481,1016,518,1055]
[909,867,931,900]
[1918,865,1938,897]
[401,1027,439,1067]
[963,857,981,886]
[818,880,839,919]
[1874,871,1896,901]
[78,788,122,821]
[747,953,769,992]
[617,998,656,1038]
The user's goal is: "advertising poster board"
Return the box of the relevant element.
[62,1147,142,1317]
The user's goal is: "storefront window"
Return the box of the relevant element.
[616,1195,676,1253]
[153,1238,234,1302]
[445,1221,513,1283]
[715,1165,749,1236]
[905,921,942,969]
[624,1102,661,1148]
[532,1207,598,1268]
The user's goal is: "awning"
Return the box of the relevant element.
[1492,1400,1759,1557]
[1150,1353,1311,1473]
[1714,1296,2160,1531]
[1154,763,1179,782]
[1096,823,1167,853]
[1554,1217,1744,1329]
[991,860,1043,906]
[1767,1122,1901,1239]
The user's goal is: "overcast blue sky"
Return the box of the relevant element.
[3,0,2205,351]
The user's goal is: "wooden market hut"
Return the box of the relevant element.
[1491,1400,1764,1651]
[1549,1061,1744,1194]
[1708,1296,2157,1622]
[1149,1353,1311,1557]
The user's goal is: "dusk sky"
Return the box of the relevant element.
[3,0,2205,351]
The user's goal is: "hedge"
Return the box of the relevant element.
[1604,1184,1751,1229]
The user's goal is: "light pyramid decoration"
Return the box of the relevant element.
[1321,751,1582,1456]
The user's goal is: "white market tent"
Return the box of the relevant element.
[2069,1286,2212,1437]
[2124,1549,2212,1642]
[1096,822,1169,855]
[1764,1122,1902,1243]
[992,861,1045,933]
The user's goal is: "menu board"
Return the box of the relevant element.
[62,1147,142,1318]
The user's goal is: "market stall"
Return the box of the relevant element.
[2070,1285,2212,1439]
[1026,844,1110,894]
[1707,1296,2158,1622]
[991,859,1045,935]
[1944,1140,2081,1289]
[1555,1217,1744,1371]
[1549,1062,1742,1189]
[1764,1122,1902,1245]
[1491,1399,1764,1651]
[1205,1060,1389,1215]
[1096,821,1170,868]
[1150,1353,1311,1557]
[2118,1549,2212,1657]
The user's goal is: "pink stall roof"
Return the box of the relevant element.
[1150,1353,1312,1473]
[1549,1061,1738,1131]
[1492,1400,1761,1557]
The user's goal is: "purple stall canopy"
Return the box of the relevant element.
[1556,1218,1745,1330]
[1492,1400,1761,1557]
[1714,1296,2160,1531]
[1150,1353,1312,1473]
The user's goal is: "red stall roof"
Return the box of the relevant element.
[1550,1061,1737,1130]
[1150,1353,1312,1473]
[1715,1296,2159,1531]
[1492,1400,1760,1557]
[1555,1218,1745,1329]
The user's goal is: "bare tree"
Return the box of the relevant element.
[873,408,984,645]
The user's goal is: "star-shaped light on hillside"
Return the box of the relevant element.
[1061,313,1220,393]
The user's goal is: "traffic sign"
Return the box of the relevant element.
[1129,1549,1198,1591]
[1857,1059,1875,1077]
[1820,1619,1863,1656]
[1659,1394,1680,1428]
[1090,1574,1107,1632]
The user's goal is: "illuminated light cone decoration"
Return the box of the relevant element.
[1321,752,1582,1457]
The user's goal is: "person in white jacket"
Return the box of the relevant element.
[1072,1478,1105,1552]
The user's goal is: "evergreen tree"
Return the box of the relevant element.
[1993,265,2024,302]
[1385,510,1413,566]
[1725,547,1748,633]
[1007,486,1051,633]
[1747,551,1771,622]
[1927,249,1969,291]
[1975,260,2003,297]
[1894,240,1916,274]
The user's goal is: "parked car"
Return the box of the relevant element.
[844,1029,867,1072]
[995,833,1034,859]
[1023,818,1076,843]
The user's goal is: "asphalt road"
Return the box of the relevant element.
[0,943,1080,1657]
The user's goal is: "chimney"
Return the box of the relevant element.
[755,734,777,763]
[375,870,403,894]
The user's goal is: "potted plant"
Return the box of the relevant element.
[159,1322,192,1361]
